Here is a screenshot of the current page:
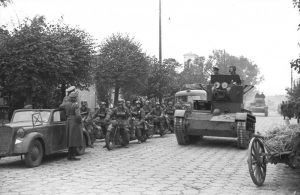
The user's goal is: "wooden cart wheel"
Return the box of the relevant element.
[247,137,267,186]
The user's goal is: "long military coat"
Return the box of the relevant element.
[60,101,83,147]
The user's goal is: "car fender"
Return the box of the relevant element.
[174,109,186,118]
[14,132,49,155]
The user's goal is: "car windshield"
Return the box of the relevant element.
[12,111,51,123]
[176,95,202,103]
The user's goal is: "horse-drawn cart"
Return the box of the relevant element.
[247,132,300,186]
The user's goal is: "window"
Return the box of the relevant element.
[53,111,61,122]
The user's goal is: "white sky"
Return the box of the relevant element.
[1,0,300,96]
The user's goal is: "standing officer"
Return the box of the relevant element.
[105,99,131,148]
[59,92,83,160]
[294,98,300,123]
[164,101,175,133]
[63,86,76,103]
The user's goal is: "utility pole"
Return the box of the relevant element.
[223,49,226,67]
[159,0,162,65]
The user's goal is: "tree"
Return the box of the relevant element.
[179,56,209,86]
[145,57,180,101]
[207,50,263,86]
[0,0,11,7]
[95,33,148,106]
[0,16,95,109]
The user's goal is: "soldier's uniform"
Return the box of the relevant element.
[294,100,300,123]
[93,102,110,137]
[106,101,131,147]
[143,102,152,116]
[148,103,165,136]
[164,103,175,133]
[59,92,83,160]
[281,101,287,119]
[80,101,95,146]
[131,102,146,143]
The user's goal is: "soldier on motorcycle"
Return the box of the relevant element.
[147,102,165,136]
[105,99,131,148]
[93,102,110,137]
[143,100,152,116]
[164,101,175,133]
[131,101,146,144]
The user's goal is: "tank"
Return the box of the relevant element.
[174,75,256,149]
[248,95,268,116]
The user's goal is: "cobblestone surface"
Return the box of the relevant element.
[1,112,300,195]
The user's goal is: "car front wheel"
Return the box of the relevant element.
[24,139,44,168]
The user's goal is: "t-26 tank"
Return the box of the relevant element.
[174,74,256,149]
[248,94,268,117]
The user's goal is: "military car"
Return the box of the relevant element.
[0,109,91,167]
[174,75,256,149]
[248,96,268,116]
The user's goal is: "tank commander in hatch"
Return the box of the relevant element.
[212,66,220,75]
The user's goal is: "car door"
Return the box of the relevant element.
[50,110,67,152]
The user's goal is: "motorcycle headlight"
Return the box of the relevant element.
[214,82,220,88]
[17,128,25,138]
[222,82,228,89]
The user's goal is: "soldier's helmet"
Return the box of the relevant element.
[136,101,141,106]
[118,99,125,105]
[100,101,106,106]
[155,102,160,106]
[126,100,131,105]
[168,101,173,106]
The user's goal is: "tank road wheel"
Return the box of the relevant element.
[247,137,266,186]
[76,135,87,155]
[237,121,251,149]
[174,117,190,145]
[24,139,44,168]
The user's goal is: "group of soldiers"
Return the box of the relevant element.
[81,99,176,145]
[66,87,175,155]
[280,100,300,123]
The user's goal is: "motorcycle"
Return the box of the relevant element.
[105,120,130,150]
[152,115,166,137]
[132,117,148,143]
[81,112,102,145]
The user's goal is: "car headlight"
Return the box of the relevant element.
[214,82,220,88]
[17,128,25,138]
[222,82,228,89]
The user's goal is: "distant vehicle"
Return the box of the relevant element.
[249,96,268,117]
[0,109,91,167]
[174,75,256,149]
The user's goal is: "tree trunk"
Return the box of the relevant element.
[114,85,120,107]
[25,87,32,106]
[61,84,66,102]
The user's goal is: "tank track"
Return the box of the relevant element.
[174,117,189,145]
[237,121,251,149]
